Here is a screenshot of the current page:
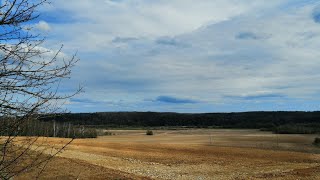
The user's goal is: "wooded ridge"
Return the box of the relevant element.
[40,111,320,133]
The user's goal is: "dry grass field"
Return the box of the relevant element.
[16,129,320,179]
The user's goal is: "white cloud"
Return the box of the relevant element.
[36,1,320,112]
[36,21,51,31]
[42,0,287,52]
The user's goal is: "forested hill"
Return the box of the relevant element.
[41,111,320,129]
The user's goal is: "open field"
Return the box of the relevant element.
[16,129,320,179]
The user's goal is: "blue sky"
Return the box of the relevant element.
[32,0,320,112]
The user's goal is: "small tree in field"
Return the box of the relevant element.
[313,137,320,147]
[146,130,153,135]
[0,0,80,179]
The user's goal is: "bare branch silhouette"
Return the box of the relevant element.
[0,1,81,179]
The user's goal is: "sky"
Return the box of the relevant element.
[32,0,320,113]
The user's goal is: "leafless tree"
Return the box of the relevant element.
[0,0,81,179]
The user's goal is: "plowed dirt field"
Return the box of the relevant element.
[17,129,320,179]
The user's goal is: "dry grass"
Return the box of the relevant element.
[16,156,151,180]
[15,129,320,179]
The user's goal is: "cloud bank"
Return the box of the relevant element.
[33,0,320,112]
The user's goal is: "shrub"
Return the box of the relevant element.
[313,137,320,146]
[260,128,272,131]
[146,130,153,135]
[73,127,98,138]
[104,131,113,136]
[273,124,320,134]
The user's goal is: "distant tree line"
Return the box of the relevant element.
[40,111,320,134]
[273,123,320,134]
[0,117,97,138]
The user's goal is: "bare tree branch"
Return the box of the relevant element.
[0,1,81,179]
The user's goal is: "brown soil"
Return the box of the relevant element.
[16,156,151,180]
[16,129,320,179]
